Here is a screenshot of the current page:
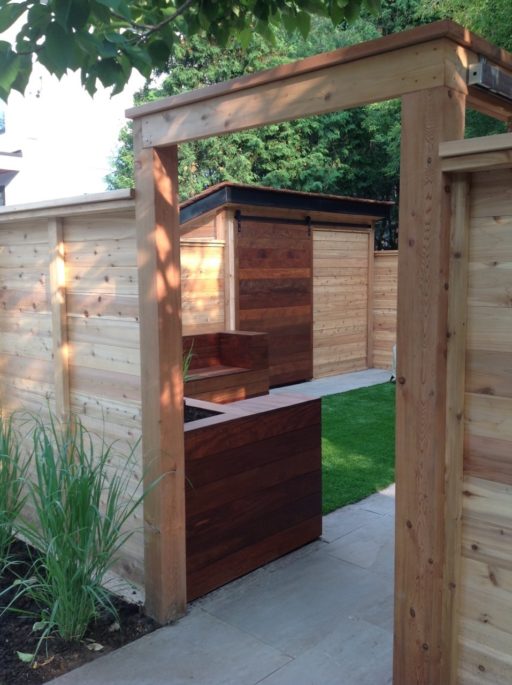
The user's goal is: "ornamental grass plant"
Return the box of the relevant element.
[3,412,145,651]
[0,413,28,567]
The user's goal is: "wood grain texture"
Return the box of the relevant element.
[134,130,186,623]
[393,86,466,685]
[48,218,70,420]
[183,331,269,403]
[459,477,512,684]
[237,220,313,386]
[372,251,398,370]
[184,395,322,600]
[312,228,369,378]
[441,173,471,684]
[456,156,512,682]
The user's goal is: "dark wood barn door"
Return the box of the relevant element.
[237,219,313,386]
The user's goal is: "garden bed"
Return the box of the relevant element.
[0,542,158,685]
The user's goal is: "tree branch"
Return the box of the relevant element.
[110,0,196,40]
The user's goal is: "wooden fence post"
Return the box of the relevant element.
[394,85,466,684]
[134,121,187,623]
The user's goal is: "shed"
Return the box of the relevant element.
[180,183,392,385]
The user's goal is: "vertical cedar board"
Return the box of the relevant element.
[134,127,187,623]
[394,86,465,685]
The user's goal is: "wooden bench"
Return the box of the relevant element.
[183,331,269,403]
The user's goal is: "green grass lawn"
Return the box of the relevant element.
[322,382,396,514]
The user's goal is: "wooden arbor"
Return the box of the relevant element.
[127,21,512,685]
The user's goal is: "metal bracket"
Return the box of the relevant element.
[468,59,512,103]
[306,216,312,237]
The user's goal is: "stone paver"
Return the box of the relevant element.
[270,368,390,398]
[51,607,292,685]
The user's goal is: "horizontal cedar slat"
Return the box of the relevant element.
[187,518,321,601]
[187,493,320,572]
[187,470,320,543]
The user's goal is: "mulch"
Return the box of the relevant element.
[0,541,159,684]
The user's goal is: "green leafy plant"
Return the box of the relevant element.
[0,412,28,567]
[0,0,380,99]
[183,340,195,382]
[3,412,146,653]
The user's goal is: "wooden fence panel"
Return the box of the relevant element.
[0,196,228,590]
[313,229,369,377]
[458,166,512,684]
[0,218,54,416]
[181,240,225,335]
[372,250,398,370]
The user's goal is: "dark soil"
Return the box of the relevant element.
[0,541,159,685]
[184,404,221,423]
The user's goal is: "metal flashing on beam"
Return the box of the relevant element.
[180,184,391,226]
[468,59,512,102]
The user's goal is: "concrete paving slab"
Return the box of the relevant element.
[354,484,396,516]
[258,617,392,685]
[356,590,395,633]
[198,546,391,658]
[270,369,391,399]
[327,513,395,575]
[322,504,385,543]
[50,606,292,685]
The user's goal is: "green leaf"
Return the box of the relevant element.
[32,621,46,632]
[39,22,78,77]
[68,0,91,29]
[281,11,296,35]
[0,47,23,97]
[11,53,32,95]
[0,2,28,33]
[296,11,311,39]
[17,652,35,664]
[96,58,123,88]
[95,0,131,19]
[365,0,380,14]
[54,0,73,29]
[147,39,172,64]
[344,0,363,23]
[238,28,253,49]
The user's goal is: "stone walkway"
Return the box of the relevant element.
[52,485,395,685]
[52,370,395,685]
[270,368,391,398]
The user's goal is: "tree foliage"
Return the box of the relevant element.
[0,0,381,100]
[419,0,512,52]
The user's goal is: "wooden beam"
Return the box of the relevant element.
[127,21,512,122]
[440,132,512,172]
[394,85,466,685]
[48,217,70,420]
[0,190,134,223]
[366,227,375,369]
[137,39,460,148]
[440,173,471,684]
[440,131,512,157]
[134,122,187,623]
[467,87,512,122]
